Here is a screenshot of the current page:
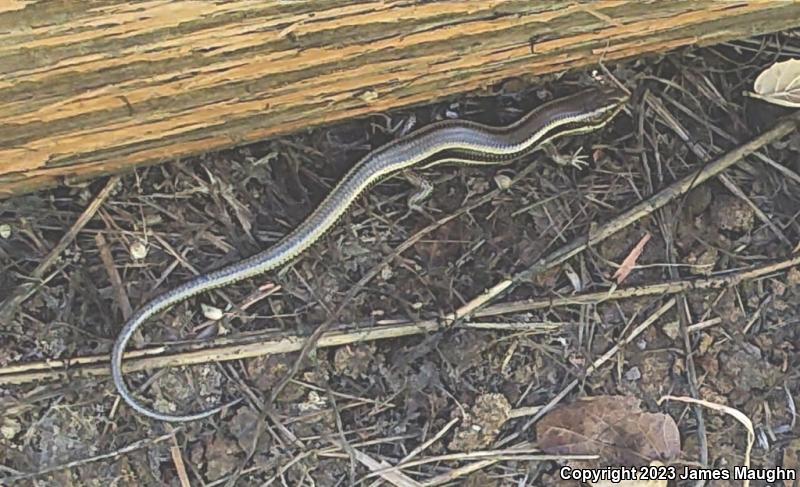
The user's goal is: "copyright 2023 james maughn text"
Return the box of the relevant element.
[560,465,796,483]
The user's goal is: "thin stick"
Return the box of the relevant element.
[169,433,192,487]
[95,232,133,320]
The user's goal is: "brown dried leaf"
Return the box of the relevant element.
[536,395,680,466]
[751,58,800,107]
[613,233,651,284]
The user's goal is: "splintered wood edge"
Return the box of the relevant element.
[1,1,799,197]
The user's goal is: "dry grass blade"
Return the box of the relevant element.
[750,58,800,107]
[342,443,422,487]
[170,434,192,487]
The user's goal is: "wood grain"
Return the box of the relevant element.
[2,0,799,197]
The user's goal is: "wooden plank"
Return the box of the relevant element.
[1,0,799,198]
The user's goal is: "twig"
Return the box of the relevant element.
[95,232,133,320]
[640,93,714,468]
[400,418,460,463]
[169,432,192,487]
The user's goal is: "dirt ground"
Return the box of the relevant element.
[1,31,799,486]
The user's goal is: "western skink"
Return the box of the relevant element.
[112,85,629,422]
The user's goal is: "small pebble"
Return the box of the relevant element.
[494,174,513,190]
[625,366,641,381]
[201,304,223,321]
[662,321,680,340]
[129,240,148,260]
[1,418,20,440]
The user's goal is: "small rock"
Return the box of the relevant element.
[1,418,20,440]
[204,434,241,481]
[201,303,223,321]
[0,223,10,239]
[662,320,680,340]
[129,240,148,260]
[697,334,715,355]
[229,408,262,452]
[333,343,375,379]
[494,174,512,190]
[625,366,641,381]
[770,278,787,297]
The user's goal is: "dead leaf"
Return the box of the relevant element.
[613,233,651,284]
[536,395,680,466]
[751,58,800,107]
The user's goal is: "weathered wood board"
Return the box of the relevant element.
[2,1,799,198]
